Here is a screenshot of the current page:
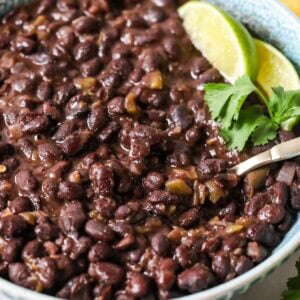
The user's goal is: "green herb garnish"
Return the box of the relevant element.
[282,258,300,300]
[204,75,300,151]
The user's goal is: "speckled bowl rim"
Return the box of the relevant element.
[0,0,299,300]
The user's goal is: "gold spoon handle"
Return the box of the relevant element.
[231,137,300,176]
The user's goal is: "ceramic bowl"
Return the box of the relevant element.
[0,0,300,299]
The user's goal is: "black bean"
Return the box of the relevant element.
[155,258,177,290]
[13,35,37,55]
[244,193,268,217]
[12,78,35,94]
[131,124,161,145]
[174,245,197,268]
[8,197,32,214]
[212,252,230,280]
[143,172,165,191]
[246,223,280,247]
[22,115,50,134]
[89,163,114,196]
[36,82,53,101]
[147,190,178,204]
[127,272,149,298]
[170,105,193,130]
[42,178,59,199]
[247,242,267,263]
[35,257,58,289]
[58,181,84,201]
[53,83,77,106]
[198,68,222,84]
[80,57,102,76]
[99,121,120,142]
[87,107,107,133]
[58,201,86,233]
[112,43,131,60]
[270,182,288,205]
[107,97,125,117]
[222,235,246,252]
[73,41,97,62]
[0,215,29,237]
[88,242,113,263]
[144,6,166,24]
[55,255,75,282]
[9,263,37,290]
[185,127,201,144]
[59,133,84,156]
[163,37,180,60]
[72,16,100,34]
[94,197,117,218]
[37,142,62,162]
[22,240,44,260]
[57,274,91,299]
[201,237,221,254]
[197,159,227,177]
[35,218,58,241]
[133,28,160,46]
[85,219,115,242]
[2,238,23,262]
[190,57,211,78]
[140,89,166,108]
[177,264,215,293]
[257,204,285,224]
[178,209,199,228]
[151,233,170,256]
[235,256,253,275]
[65,94,90,117]
[278,212,293,232]
[56,25,76,47]
[140,50,164,72]
[88,262,124,286]
[219,202,237,222]
[15,170,38,192]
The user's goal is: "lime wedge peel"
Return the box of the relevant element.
[178,1,259,83]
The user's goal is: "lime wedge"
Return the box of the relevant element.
[255,39,300,96]
[178,1,258,83]
[255,39,300,130]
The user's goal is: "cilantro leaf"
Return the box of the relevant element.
[251,117,279,146]
[204,83,233,120]
[221,106,264,151]
[270,87,300,123]
[282,107,300,122]
[282,259,300,300]
[221,95,248,128]
[203,75,300,152]
[204,75,256,128]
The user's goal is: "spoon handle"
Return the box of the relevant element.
[231,137,300,176]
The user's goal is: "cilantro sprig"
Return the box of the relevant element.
[282,258,300,300]
[204,75,300,151]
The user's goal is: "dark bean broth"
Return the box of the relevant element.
[0,0,298,299]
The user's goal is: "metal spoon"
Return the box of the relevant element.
[231,137,300,176]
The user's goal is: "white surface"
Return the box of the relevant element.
[237,250,300,300]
